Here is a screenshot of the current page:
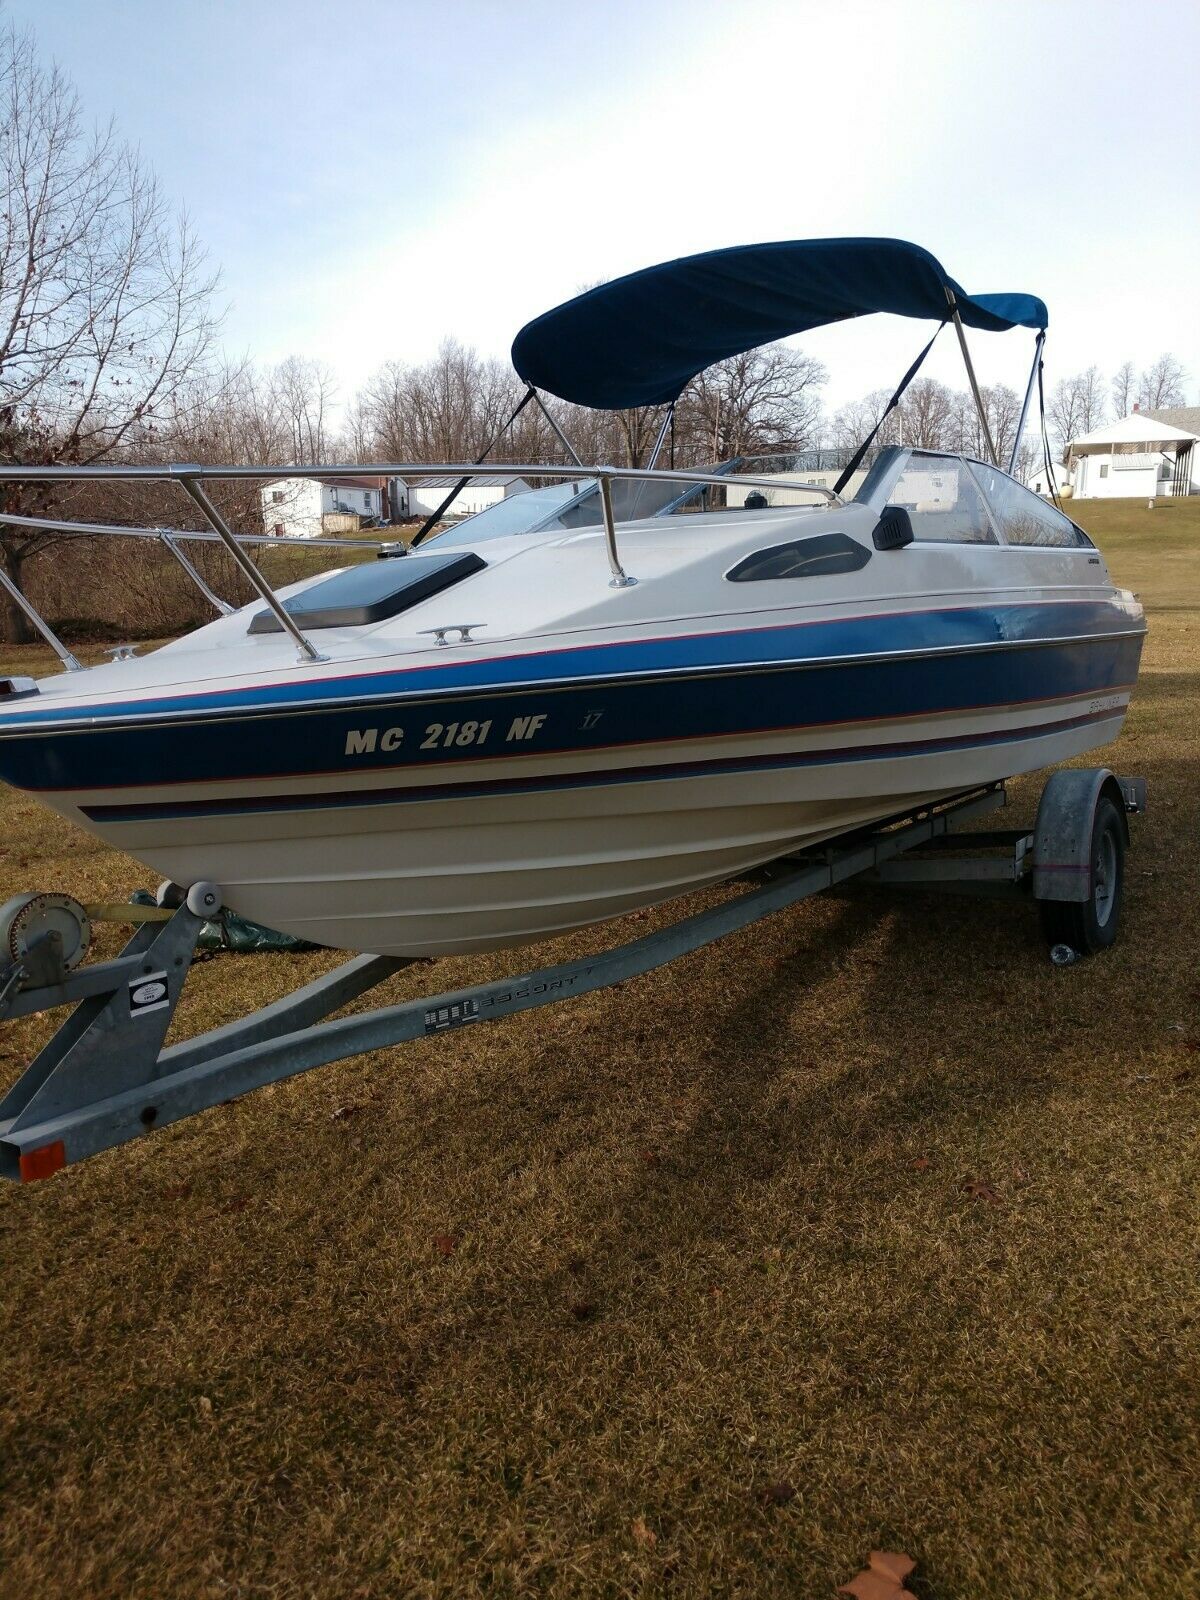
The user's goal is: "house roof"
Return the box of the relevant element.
[260,475,384,491]
[1024,460,1072,488]
[409,474,527,489]
[1146,405,1200,434]
[1069,413,1198,452]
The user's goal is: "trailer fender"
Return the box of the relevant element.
[1032,768,1129,904]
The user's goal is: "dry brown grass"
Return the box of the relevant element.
[0,501,1197,1599]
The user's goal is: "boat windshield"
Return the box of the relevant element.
[428,464,736,548]
[429,482,588,547]
[722,452,852,509]
[426,454,851,549]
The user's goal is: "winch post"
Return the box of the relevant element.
[0,906,205,1179]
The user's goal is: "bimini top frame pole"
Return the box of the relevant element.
[1008,330,1046,475]
[645,404,675,471]
[528,388,585,468]
[945,288,999,466]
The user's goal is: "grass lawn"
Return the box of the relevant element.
[0,501,1196,1598]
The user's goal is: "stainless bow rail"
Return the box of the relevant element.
[0,461,838,667]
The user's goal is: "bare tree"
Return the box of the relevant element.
[896,377,953,450]
[0,21,221,640]
[1137,353,1188,411]
[271,356,335,463]
[356,340,520,462]
[982,383,1021,466]
[1111,360,1135,419]
[1047,375,1085,454]
[354,342,667,472]
[179,359,287,465]
[355,360,407,459]
[544,399,614,464]
[945,388,982,456]
[675,343,826,463]
[161,358,299,536]
[1076,366,1106,432]
[828,389,896,454]
[610,405,663,468]
[1042,369,1106,456]
[339,393,374,463]
[355,337,827,479]
[410,339,497,459]
[1010,437,1040,486]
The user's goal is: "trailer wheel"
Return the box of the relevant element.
[1039,795,1126,955]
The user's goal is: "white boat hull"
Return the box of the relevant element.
[41,695,1131,955]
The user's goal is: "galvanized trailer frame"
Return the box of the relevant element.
[0,774,1145,1183]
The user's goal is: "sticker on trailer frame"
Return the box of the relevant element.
[424,998,480,1034]
[129,971,170,1016]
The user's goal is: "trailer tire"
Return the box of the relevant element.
[1039,795,1125,955]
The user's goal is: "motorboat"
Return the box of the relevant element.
[0,239,1146,958]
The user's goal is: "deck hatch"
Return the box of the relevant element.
[248,551,486,633]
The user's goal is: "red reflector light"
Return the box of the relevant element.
[19,1140,66,1182]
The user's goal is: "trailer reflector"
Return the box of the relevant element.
[19,1140,66,1183]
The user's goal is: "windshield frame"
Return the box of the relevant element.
[855,446,1095,549]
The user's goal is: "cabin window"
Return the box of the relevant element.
[970,465,1091,548]
[1099,464,1109,479]
[727,532,871,582]
[884,454,997,543]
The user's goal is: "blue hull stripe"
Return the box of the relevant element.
[0,628,1144,797]
[0,599,1141,732]
[81,704,1122,825]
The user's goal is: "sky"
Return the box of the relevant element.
[11,0,1200,422]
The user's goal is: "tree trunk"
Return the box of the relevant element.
[0,548,36,646]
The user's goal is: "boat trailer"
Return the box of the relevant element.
[0,771,1145,1183]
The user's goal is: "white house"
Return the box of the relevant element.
[403,474,532,520]
[1065,412,1199,500]
[260,474,536,536]
[261,476,386,538]
[1025,459,1072,498]
[724,467,868,505]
